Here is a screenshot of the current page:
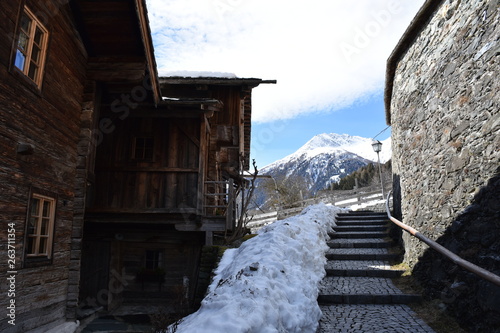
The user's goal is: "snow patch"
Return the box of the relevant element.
[168,204,345,333]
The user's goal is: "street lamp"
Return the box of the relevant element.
[371,140,385,199]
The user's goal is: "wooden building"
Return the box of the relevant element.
[1,1,95,331]
[81,76,274,311]
[0,0,274,331]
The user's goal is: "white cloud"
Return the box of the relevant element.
[146,0,425,123]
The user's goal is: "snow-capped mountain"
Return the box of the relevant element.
[257,133,391,200]
[266,133,391,170]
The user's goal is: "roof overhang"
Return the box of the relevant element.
[71,0,161,105]
[135,0,161,105]
[159,77,277,88]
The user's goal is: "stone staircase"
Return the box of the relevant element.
[317,211,435,332]
[319,211,421,304]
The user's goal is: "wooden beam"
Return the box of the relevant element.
[175,220,226,232]
[135,0,162,105]
[173,120,200,147]
[159,77,276,87]
[87,57,146,81]
[99,107,212,119]
[97,167,199,173]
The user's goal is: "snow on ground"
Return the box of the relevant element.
[349,198,386,211]
[167,203,345,333]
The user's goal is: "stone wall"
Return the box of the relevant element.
[413,170,500,332]
[388,0,499,331]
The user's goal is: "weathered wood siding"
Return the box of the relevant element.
[90,117,201,212]
[208,86,246,182]
[80,224,204,310]
[0,1,87,331]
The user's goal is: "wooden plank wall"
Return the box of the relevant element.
[206,86,244,183]
[0,1,87,331]
[91,117,201,212]
[80,225,204,309]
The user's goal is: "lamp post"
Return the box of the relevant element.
[371,140,385,199]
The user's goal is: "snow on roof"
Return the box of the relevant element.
[161,70,238,79]
[169,203,345,333]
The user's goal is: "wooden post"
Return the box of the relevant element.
[205,231,213,246]
[197,115,207,215]
[226,179,235,231]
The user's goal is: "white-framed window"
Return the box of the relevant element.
[14,6,49,87]
[26,194,56,258]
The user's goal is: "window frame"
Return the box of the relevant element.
[24,192,57,266]
[145,249,163,270]
[132,136,155,161]
[13,5,49,88]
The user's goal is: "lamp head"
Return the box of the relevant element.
[371,140,382,153]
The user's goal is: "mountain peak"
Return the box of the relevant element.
[296,133,366,153]
[263,133,391,170]
[254,132,391,207]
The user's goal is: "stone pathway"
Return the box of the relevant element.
[317,211,436,333]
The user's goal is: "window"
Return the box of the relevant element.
[14,6,49,87]
[26,194,56,258]
[133,137,154,160]
[145,250,163,270]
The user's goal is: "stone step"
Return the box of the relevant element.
[328,238,393,248]
[318,276,421,305]
[336,214,388,221]
[326,268,405,278]
[325,259,405,277]
[337,211,386,217]
[333,225,388,232]
[337,215,389,221]
[318,293,422,305]
[329,231,388,239]
[317,304,436,333]
[326,249,400,261]
[326,253,400,261]
[336,220,389,226]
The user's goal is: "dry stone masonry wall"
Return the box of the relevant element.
[391,0,499,265]
[389,0,499,331]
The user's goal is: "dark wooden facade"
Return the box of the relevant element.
[0,0,159,331]
[81,78,273,311]
[0,1,88,331]
[1,0,274,330]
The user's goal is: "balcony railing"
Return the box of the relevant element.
[204,179,235,231]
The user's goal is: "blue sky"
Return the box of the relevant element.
[251,93,391,167]
[145,0,424,167]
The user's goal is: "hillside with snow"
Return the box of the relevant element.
[254,133,391,206]
[265,133,391,170]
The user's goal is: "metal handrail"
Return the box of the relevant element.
[385,191,500,287]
